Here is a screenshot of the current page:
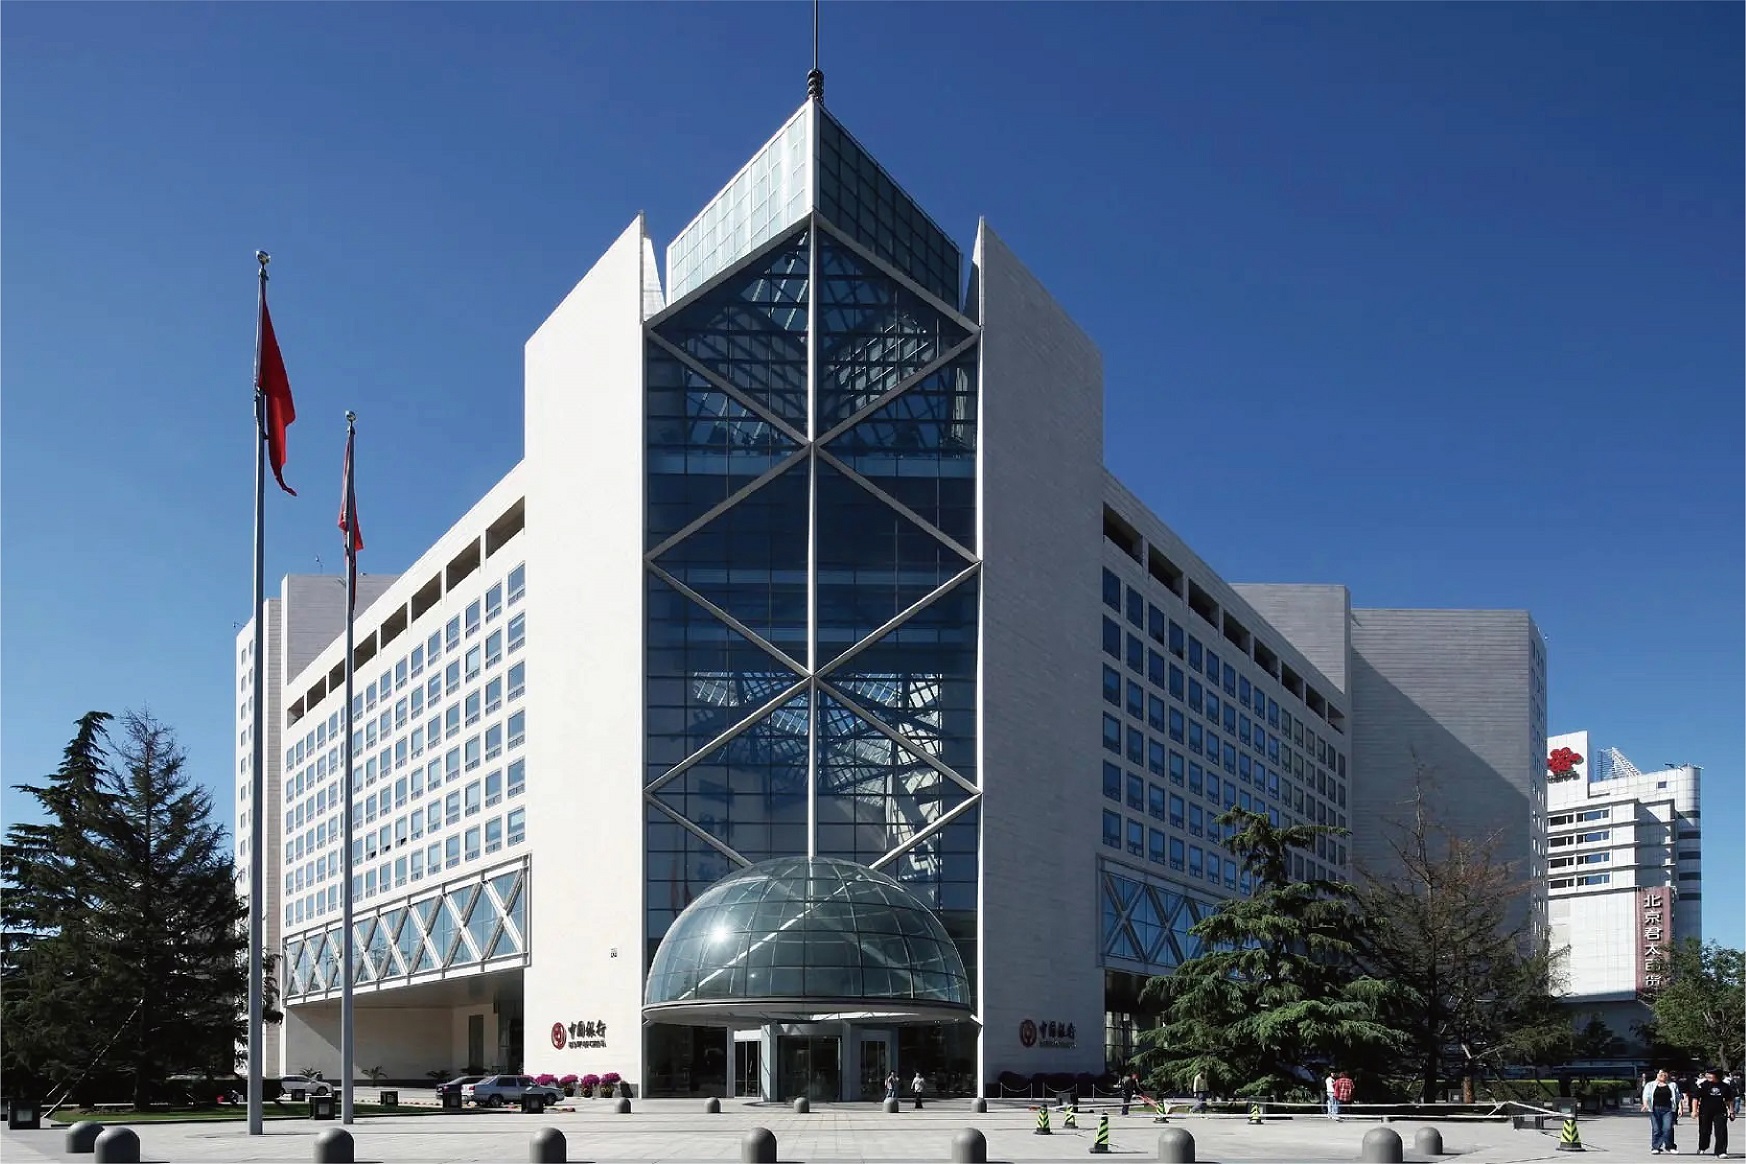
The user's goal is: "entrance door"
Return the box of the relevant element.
[859,1034,891,1101]
[467,1014,485,1072]
[735,1039,761,1098]
[776,1036,839,1102]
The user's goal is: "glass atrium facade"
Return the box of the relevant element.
[642,101,981,1095]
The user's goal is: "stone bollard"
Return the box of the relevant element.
[971,1097,987,1114]
[92,1127,140,1164]
[67,1121,106,1154]
[313,1126,355,1164]
[529,1126,567,1164]
[1360,1126,1404,1164]
[616,1097,631,1114]
[1413,1126,1444,1157]
[951,1127,988,1164]
[793,1096,810,1114]
[742,1127,778,1164]
[705,1096,722,1114]
[883,1097,899,1114]
[1156,1127,1196,1163]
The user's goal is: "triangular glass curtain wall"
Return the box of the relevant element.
[644,574,805,783]
[814,688,970,867]
[823,353,978,550]
[650,227,809,428]
[814,459,974,667]
[653,461,809,667]
[645,344,802,550]
[649,692,809,867]
[821,573,978,785]
[816,233,970,430]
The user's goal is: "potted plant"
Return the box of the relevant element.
[600,1072,620,1099]
[559,1074,578,1098]
[534,1074,557,1089]
[579,1073,600,1099]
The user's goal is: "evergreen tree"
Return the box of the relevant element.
[1132,809,1402,1100]
[2,711,254,1105]
[1350,777,1570,1102]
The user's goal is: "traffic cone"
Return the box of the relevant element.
[1064,1103,1078,1129]
[1035,1106,1052,1135]
[1248,1102,1264,1125]
[1090,1112,1110,1153]
[1557,1116,1584,1152]
[1151,1097,1170,1123]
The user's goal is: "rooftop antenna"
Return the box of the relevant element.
[806,0,824,101]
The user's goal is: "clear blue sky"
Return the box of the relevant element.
[4,4,1740,946]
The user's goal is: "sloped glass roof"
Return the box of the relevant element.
[644,856,972,1025]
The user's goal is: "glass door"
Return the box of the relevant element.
[777,1036,839,1102]
[859,1034,891,1101]
[735,1039,762,1098]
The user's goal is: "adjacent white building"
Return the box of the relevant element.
[1543,730,1701,1037]
[234,80,1547,1098]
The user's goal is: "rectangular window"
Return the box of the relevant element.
[507,662,525,700]
[446,706,461,738]
[1168,709,1184,743]
[465,691,482,726]
[1127,680,1144,719]
[1169,664,1184,700]
[1189,762,1204,796]
[508,613,526,652]
[465,646,482,680]
[1127,819,1144,856]
[445,835,461,868]
[1147,694,1166,732]
[465,599,481,637]
[410,687,424,717]
[1169,620,1185,658]
[1126,586,1144,627]
[1149,828,1167,864]
[486,676,504,714]
[1188,721,1202,752]
[485,629,503,668]
[1169,793,1185,829]
[507,711,525,748]
[507,563,526,603]
[411,645,425,676]
[485,769,503,806]
[1188,678,1202,709]
[426,803,441,832]
[1169,837,1185,871]
[507,807,526,845]
[486,582,503,621]
[1148,783,1166,820]
[1187,636,1202,670]
[1102,568,1121,610]
[1103,762,1121,801]
[445,749,460,781]
[1189,804,1203,836]
[1223,662,1236,696]
[465,781,481,816]
[445,791,461,825]
[1103,665,1121,706]
[1126,633,1144,674]
[427,675,442,704]
[485,723,503,760]
[1207,693,1221,723]
[1103,810,1121,848]
[410,849,424,880]
[464,736,481,771]
[1126,727,1143,764]
[1147,650,1166,687]
[1147,738,1166,777]
[507,759,525,797]
[484,816,503,854]
[1127,773,1144,810]
[1169,750,1185,787]
[427,631,442,663]
[446,616,461,651]
[1188,845,1203,877]
[1206,649,1221,682]
[1103,714,1122,753]
[446,661,461,695]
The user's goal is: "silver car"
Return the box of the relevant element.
[464,1074,562,1108]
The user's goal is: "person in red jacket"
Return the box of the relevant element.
[1330,1070,1355,1121]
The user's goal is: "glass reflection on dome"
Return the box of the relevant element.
[645,856,970,1019]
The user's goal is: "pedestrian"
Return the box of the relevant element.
[1643,1069,1682,1154]
[1325,1070,1337,1118]
[884,1071,898,1102]
[1192,1070,1209,1114]
[1120,1072,1136,1116]
[1331,1070,1354,1122]
[911,1071,927,1110]
[1690,1067,1736,1157]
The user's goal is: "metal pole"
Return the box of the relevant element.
[340,413,358,1124]
[247,251,270,1137]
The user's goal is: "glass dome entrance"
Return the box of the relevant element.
[643,856,973,1025]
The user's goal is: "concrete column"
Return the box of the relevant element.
[724,1027,736,1100]
[759,1024,778,1101]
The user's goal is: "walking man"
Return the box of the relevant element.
[911,1071,927,1110]
[1120,1073,1136,1116]
[1324,1070,1338,1118]
[1690,1068,1736,1157]
[1331,1070,1354,1122]
[1643,1069,1682,1154]
[1192,1070,1209,1114]
[884,1071,898,1102]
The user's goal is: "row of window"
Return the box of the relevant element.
[282,808,525,928]
[1549,873,1611,888]
[1547,808,1609,827]
[1101,808,1341,888]
[1102,568,1345,745]
[1547,828,1610,848]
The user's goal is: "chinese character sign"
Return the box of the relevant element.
[1638,889,1671,994]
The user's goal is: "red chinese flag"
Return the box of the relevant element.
[339,429,363,554]
[257,293,297,495]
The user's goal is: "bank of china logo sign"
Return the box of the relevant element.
[552,1019,608,1050]
[1019,1018,1076,1049]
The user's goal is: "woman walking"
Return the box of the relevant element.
[1643,1069,1682,1154]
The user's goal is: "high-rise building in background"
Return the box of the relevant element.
[1542,730,1701,1044]
[236,82,1549,1097]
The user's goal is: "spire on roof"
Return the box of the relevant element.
[807,0,823,102]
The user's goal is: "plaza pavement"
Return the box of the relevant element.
[1,1097,1717,1163]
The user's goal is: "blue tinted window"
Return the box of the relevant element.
[1126,586,1144,628]
[1168,709,1185,743]
[1169,665,1185,700]
[1238,676,1251,704]
[1103,714,1122,752]
[1127,681,1145,720]
[1102,810,1121,848]
[1169,751,1185,787]
[1206,649,1220,681]
[1104,618,1122,658]
[1188,721,1202,751]
[1169,837,1185,870]
[1103,762,1121,801]
[1147,739,1166,777]
[1126,634,1144,674]
[1149,783,1167,820]
[1103,569,1121,610]
[1127,819,1144,856]
[1147,650,1166,687]
[1187,637,1203,669]
[1223,663,1236,695]
[1103,665,1121,705]
[1147,604,1166,644]
[1169,621,1185,658]
[1149,829,1167,864]
[1127,773,1144,811]
[1188,678,1202,708]
[1148,695,1166,731]
[1127,728,1144,764]
[1188,762,1203,795]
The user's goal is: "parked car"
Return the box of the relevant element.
[436,1075,486,1102]
[277,1075,331,1099]
[465,1074,564,1108]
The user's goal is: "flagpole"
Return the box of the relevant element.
[246,250,270,1138]
[340,411,358,1126]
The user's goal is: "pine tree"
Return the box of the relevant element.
[2,711,252,1105]
[1649,940,1745,1073]
[1132,809,1402,1101]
